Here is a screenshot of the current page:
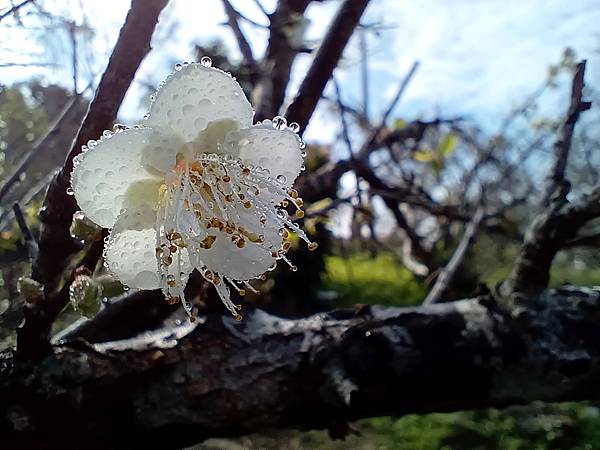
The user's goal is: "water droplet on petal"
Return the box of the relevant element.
[276,174,286,184]
[66,187,74,196]
[174,63,183,71]
[102,130,113,139]
[200,56,212,67]
[289,122,300,133]
[272,116,287,130]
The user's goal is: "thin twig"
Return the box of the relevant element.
[423,208,485,305]
[12,202,38,260]
[220,0,258,69]
[0,96,82,204]
[541,60,591,207]
[0,0,34,23]
[358,60,419,158]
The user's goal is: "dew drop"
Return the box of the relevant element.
[102,130,113,139]
[66,187,74,196]
[301,151,307,158]
[200,56,212,67]
[288,122,300,133]
[87,140,97,148]
[276,174,286,184]
[174,63,183,71]
[272,116,287,130]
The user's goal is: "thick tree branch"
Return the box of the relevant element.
[252,0,312,120]
[2,287,600,448]
[17,0,168,360]
[503,185,600,296]
[285,0,370,132]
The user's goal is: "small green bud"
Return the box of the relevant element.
[70,211,101,242]
[69,275,102,317]
[17,277,44,303]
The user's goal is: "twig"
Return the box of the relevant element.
[0,170,57,232]
[0,96,82,204]
[285,0,370,132]
[423,208,485,305]
[358,60,419,158]
[220,0,258,70]
[251,0,270,17]
[0,0,34,23]
[541,60,591,207]
[12,202,38,260]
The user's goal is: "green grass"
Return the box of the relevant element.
[322,252,426,307]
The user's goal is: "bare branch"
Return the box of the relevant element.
[0,96,83,205]
[503,185,600,296]
[220,0,258,70]
[3,287,600,447]
[0,0,34,23]
[285,0,370,132]
[423,208,485,304]
[17,0,169,361]
[541,60,591,207]
[12,202,38,260]
[252,0,312,120]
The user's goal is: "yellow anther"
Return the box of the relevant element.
[234,314,243,321]
[281,200,289,207]
[236,238,246,248]
[167,275,177,288]
[289,189,299,199]
[201,235,216,249]
[282,241,291,251]
[243,201,252,208]
[295,210,305,219]
[222,175,231,182]
[204,270,214,281]
[155,246,163,257]
[308,242,319,251]
[239,289,246,297]
[242,167,250,176]
[295,198,304,207]
[213,275,221,285]
[163,256,173,266]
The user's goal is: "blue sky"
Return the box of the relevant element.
[1,0,599,141]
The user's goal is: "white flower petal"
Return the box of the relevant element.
[225,125,303,188]
[105,208,161,289]
[71,128,161,228]
[200,210,282,281]
[140,127,184,173]
[146,63,253,143]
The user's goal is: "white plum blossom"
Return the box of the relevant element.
[70,58,316,320]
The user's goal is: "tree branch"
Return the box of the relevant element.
[3,287,600,448]
[17,0,169,360]
[503,185,600,296]
[285,0,370,132]
[541,60,591,207]
[220,0,258,71]
[423,208,485,304]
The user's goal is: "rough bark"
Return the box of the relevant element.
[2,287,600,449]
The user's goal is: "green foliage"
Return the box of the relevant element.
[322,252,426,307]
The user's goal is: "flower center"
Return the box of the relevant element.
[155,152,315,320]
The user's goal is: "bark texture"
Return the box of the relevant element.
[2,287,600,449]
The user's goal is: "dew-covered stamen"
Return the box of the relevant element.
[153,151,316,319]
